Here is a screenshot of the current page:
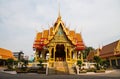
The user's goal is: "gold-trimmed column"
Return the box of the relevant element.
[70,48,72,62]
[48,47,52,62]
[81,52,83,62]
[34,50,39,62]
[65,47,67,61]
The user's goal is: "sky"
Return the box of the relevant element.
[0,0,120,57]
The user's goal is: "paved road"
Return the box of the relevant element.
[0,69,120,79]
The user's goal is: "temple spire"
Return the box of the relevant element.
[58,2,61,20]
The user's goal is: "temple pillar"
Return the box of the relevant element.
[74,51,77,60]
[115,58,118,66]
[41,51,45,59]
[48,48,52,62]
[70,49,72,61]
[34,50,39,62]
[109,59,112,67]
[65,47,67,61]
[80,52,83,62]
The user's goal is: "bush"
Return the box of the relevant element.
[79,70,87,73]
[93,56,101,70]
[95,69,105,73]
[87,68,96,72]
[16,68,28,73]
[6,58,14,69]
[4,69,15,71]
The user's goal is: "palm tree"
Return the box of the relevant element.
[93,56,101,70]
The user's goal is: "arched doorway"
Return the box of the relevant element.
[55,44,66,61]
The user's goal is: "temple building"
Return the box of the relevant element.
[100,40,120,68]
[87,40,120,68]
[33,14,85,74]
[0,48,16,66]
[87,48,100,62]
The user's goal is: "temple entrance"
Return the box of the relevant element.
[55,44,66,61]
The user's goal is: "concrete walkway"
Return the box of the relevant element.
[0,67,120,79]
[0,67,117,75]
[78,70,115,75]
[0,67,17,74]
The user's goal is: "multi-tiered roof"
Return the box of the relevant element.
[33,15,85,51]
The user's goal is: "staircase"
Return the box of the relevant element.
[54,61,69,74]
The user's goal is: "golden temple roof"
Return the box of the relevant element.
[69,31,75,37]
[35,32,42,41]
[33,15,85,50]
[75,33,83,42]
[43,30,49,38]
[0,48,16,60]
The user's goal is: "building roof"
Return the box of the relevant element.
[100,40,120,58]
[0,48,16,60]
[87,49,100,61]
[33,15,85,50]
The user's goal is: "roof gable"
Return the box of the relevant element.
[100,40,120,58]
[49,23,72,44]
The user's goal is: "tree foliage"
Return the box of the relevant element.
[6,58,14,69]
[77,60,82,66]
[82,47,95,59]
[93,56,101,70]
[38,58,43,68]
[77,60,82,69]
[21,59,28,67]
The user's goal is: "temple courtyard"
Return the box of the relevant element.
[0,68,120,79]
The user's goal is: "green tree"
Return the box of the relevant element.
[38,58,43,68]
[82,47,95,59]
[6,58,14,69]
[21,59,28,68]
[93,56,101,70]
[77,60,82,69]
[100,60,109,69]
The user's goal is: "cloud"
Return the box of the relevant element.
[0,0,120,57]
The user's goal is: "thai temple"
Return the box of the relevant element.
[0,48,16,66]
[100,40,120,68]
[33,13,85,74]
[87,40,120,68]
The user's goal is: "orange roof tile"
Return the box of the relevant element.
[50,27,54,36]
[69,31,75,37]
[36,32,42,40]
[43,30,49,38]
[100,40,120,58]
[75,33,83,41]
[0,48,15,60]
[87,51,95,61]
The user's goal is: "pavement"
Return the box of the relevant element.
[0,67,120,79]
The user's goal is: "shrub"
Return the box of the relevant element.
[87,68,96,72]
[77,60,82,68]
[95,69,105,73]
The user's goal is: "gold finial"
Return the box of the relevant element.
[58,2,61,20]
